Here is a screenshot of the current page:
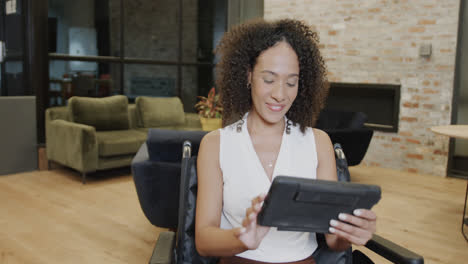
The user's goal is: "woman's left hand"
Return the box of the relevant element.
[328,209,377,246]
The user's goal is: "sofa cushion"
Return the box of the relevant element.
[136,96,185,128]
[96,129,147,157]
[69,95,129,131]
[127,104,140,129]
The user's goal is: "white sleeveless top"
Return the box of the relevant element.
[219,113,319,263]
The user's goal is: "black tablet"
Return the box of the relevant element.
[257,176,381,233]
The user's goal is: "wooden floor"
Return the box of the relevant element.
[0,168,162,264]
[0,166,467,264]
[349,166,468,264]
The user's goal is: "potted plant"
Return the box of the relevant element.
[195,87,223,131]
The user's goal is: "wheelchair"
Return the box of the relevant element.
[147,141,424,264]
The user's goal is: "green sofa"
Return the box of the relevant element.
[46,95,202,183]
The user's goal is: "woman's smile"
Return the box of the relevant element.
[266,103,285,112]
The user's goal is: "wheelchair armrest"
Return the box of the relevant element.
[150,231,176,264]
[366,234,424,264]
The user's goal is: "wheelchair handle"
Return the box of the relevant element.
[183,141,192,158]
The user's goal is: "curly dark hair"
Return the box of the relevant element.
[215,19,329,133]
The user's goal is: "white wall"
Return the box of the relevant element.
[0,97,37,175]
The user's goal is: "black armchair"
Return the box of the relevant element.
[149,142,424,264]
[132,129,208,229]
[316,110,373,166]
[133,109,371,231]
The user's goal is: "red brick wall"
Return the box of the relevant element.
[265,0,460,176]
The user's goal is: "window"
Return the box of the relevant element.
[1,0,29,96]
[48,0,227,112]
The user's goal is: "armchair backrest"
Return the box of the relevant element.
[315,109,368,130]
[68,95,129,131]
[327,129,373,166]
[146,129,207,163]
[45,103,140,129]
[315,110,373,166]
[135,96,186,128]
[132,129,207,230]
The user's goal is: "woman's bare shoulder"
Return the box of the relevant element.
[200,130,220,148]
[312,128,331,143]
[199,130,221,161]
[311,128,333,152]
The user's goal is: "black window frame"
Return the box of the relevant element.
[47,0,220,100]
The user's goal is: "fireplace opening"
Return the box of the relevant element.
[324,82,401,132]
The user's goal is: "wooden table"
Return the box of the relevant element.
[431,125,468,139]
[431,125,468,242]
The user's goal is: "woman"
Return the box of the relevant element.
[195,19,377,264]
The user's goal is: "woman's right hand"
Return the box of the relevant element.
[233,194,270,250]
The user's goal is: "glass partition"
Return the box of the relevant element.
[182,65,214,112]
[4,61,24,96]
[124,64,177,98]
[49,60,120,106]
[48,0,120,58]
[47,0,225,108]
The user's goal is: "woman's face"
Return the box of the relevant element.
[249,41,299,125]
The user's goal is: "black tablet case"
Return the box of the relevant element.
[257,176,381,233]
